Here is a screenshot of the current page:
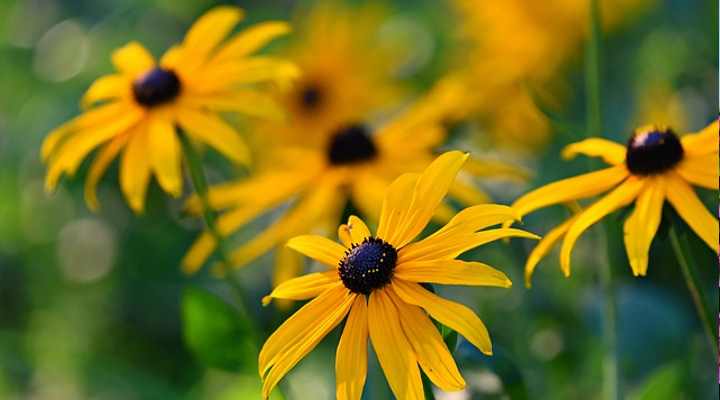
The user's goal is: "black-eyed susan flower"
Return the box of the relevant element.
[258,151,538,399]
[42,6,298,213]
[181,84,527,283]
[512,121,718,285]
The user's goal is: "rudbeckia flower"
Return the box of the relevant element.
[511,121,718,285]
[181,84,527,283]
[258,151,538,399]
[41,6,298,212]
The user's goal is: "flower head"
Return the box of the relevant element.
[512,120,718,285]
[258,151,538,399]
[42,6,298,212]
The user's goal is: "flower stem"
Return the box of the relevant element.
[584,1,619,399]
[668,223,718,354]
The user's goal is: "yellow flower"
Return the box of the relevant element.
[41,6,298,213]
[258,151,538,399]
[181,84,528,282]
[511,120,718,285]
[448,0,654,149]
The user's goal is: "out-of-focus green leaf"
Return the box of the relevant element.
[181,287,256,373]
[628,362,685,400]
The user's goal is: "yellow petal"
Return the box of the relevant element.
[262,271,339,306]
[338,225,352,248]
[392,279,493,355]
[148,117,182,197]
[176,108,250,165]
[346,215,371,244]
[623,177,665,276]
[377,173,419,242]
[665,172,719,252]
[391,151,469,247]
[463,157,531,183]
[680,119,718,156]
[260,285,353,398]
[400,228,539,263]
[676,153,718,190]
[181,232,216,274]
[111,41,155,77]
[191,57,299,92]
[181,90,284,120]
[390,288,465,391]
[367,288,423,400]
[561,138,627,165]
[119,124,151,213]
[212,21,291,64]
[395,259,512,288]
[272,244,306,310]
[182,6,243,68]
[84,134,129,211]
[81,74,130,108]
[286,235,346,267]
[511,166,629,218]
[336,296,369,400]
[560,178,644,274]
[448,179,491,205]
[525,216,577,286]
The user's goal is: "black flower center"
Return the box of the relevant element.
[132,68,181,107]
[327,123,378,165]
[625,127,684,175]
[339,237,397,295]
[298,84,324,111]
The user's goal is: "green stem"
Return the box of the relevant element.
[668,224,718,354]
[584,1,618,399]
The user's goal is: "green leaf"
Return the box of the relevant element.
[181,287,257,372]
[628,362,685,400]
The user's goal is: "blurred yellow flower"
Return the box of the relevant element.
[449,0,654,150]
[181,83,527,282]
[42,6,298,213]
[511,120,718,285]
[259,151,538,399]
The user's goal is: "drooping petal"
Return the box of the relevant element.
[260,285,354,399]
[81,74,130,108]
[680,119,719,157]
[262,271,339,306]
[665,172,719,252]
[559,178,645,274]
[390,288,465,391]
[511,166,629,218]
[111,41,155,78]
[176,108,250,165]
[84,134,129,211]
[623,177,665,276]
[286,235,346,267]
[148,116,182,197]
[336,296,369,400]
[119,123,151,213]
[212,21,291,63]
[561,138,627,165]
[368,288,423,400]
[394,259,512,288]
[181,6,244,69]
[392,279,492,355]
[675,153,718,190]
[525,216,577,286]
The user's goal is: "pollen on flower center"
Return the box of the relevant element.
[625,127,684,175]
[327,123,378,165]
[339,237,397,295]
[132,68,181,107]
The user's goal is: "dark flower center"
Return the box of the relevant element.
[298,84,324,111]
[339,237,397,295]
[132,68,181,107]
[327,123,378,165]
[625,127,684,175]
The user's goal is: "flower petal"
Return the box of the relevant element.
[260,285,354,399]
[262,271,339,306]
[560,178,644,275]
[182,6,243,68]
[84,134,129,211]
[680,119,718,156]
[212,21,291,63]
[81,74,130,108]
[377,173,419,243]
[336,296,369,400]
[675,152,718,190]
[392,279,492,355]
[181,90,284,120]
[111,41,155,77]
[286,235,346,267]
[561,138,627,165]
[148,117,182,197]
[623,177,665,276]
[176,108,250,165]
[395,259,512,288]
[119,123,152,213]
[346,215,371,244]
[511,166,628,218]
[368,288,423,400]
[525,216,577,286]
[665,172,719,252]
[390,288,465,391]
